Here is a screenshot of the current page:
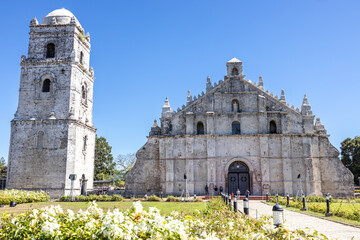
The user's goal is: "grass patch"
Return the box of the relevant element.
[264,201,360,228]
[0,200,206,216]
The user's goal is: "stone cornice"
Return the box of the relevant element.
[11,119,96,131]
[148,133,324,139]
[20,59,95,80]
[184,111,288,116]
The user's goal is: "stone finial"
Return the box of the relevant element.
[149,119,161,136]
[315,117,327,135]
[89,67,94,77]
[86,32,90,42]
[186,90,192,105]
[258,76,264,90]
[161,97,173,118]
[152,119,158,128]
[30,17,38,26]
[206,76,212,92]
[21,55,26,62]
[70,16,76,25]
[162,97,170,109]
[280,89,286,103]
[301,94,313,116]
[51,17,57,25]
[49,111,56,119]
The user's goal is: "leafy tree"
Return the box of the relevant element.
[110,153,136,188]
[0,157,7,179]
[94,136,116,180]
[340,136,360,185]
[116,153,136,178]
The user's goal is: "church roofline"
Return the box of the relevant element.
[168,73,304,118]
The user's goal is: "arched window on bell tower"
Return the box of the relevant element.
[37,131,44,148]
[42,79,51,92]
[82,84,87,105]
[197,121,204,135]
[270,120,277,134]
[46,43,55,58]
[232,99,239,112]
[232,121,241,134]
[83,135,87,151]
[232,67,239,75]
[80,51,84,64]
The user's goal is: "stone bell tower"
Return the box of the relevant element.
[7,8,96,198]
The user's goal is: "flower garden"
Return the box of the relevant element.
[0,190,327,239]
[0,189,50,205]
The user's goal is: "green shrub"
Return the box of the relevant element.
[166,195,178,202]
[192,197,203,202]
[146,194,161,201]
[0,189,50,205]
[59,194,123,202]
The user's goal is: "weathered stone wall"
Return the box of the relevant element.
[126,58,354,198]
[7,9,96,199]
[125,138,160,196]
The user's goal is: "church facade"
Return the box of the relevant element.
[7,9,96,198]
[125,58,354,197]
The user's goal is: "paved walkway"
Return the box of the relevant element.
[236,200,360,240]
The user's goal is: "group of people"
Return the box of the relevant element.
[204,185,223,195]
[204,185,250,198]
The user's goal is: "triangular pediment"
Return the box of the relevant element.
[172,75,301,116]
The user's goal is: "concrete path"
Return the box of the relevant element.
[236,200,360,240]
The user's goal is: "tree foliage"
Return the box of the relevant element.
[0,157,7,179]
[340,136,360,185]
[116,153,136,175]
[94,136,115,180]
[110,153,136,188]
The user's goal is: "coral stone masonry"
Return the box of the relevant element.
[125,58,354,197]
[7,8,96,198]
[7,8,354,199]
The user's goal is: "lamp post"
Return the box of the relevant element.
[229,194,232,211]
[160,192,163,199]
[286,193,290,207]
[243,197,249,215]
[266,192,269,202]
[272,194,284,227]
[234,198,238,212]
[69,174,77,202]
[325,193,333,217]
[300,194,307,211]
[226,194,228,205]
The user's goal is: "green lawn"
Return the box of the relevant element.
[265,201,360,227]
[0,201,206,216]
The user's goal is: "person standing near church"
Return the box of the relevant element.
[245,189,250,198]
[236,189,240,200]
[214,185,218,195]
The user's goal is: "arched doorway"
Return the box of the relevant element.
[228,161,250,195]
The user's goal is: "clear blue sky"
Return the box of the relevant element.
[1,1,360,161]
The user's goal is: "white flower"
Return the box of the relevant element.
[41,220,60,236]
[131,201,143,214]
[170,211,179,217]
